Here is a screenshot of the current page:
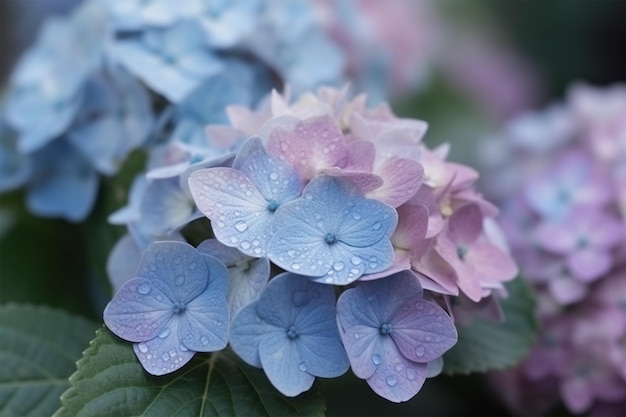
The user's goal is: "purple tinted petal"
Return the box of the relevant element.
[365,339,428,403]
[336,318,382,379]
[548,274,587,305]
[133,317,195,376]
[136,241,209,304]
[104,277,173,343]
[259,333,314,397]
[464,237,519,284]
[367,157,424,208]
[188,167,274,257]
[448,203,483,246]
[390,299,457,363]
[567,248,611,282]
[393,203,428,250]
[534,220,577,254]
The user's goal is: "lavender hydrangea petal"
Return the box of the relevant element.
[103,277,174,343]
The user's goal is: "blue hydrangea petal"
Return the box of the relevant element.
[390,299,458,363]
[295,306,349,378]
[229,303,280,368]
[188,167,275,257]
[255,272,336,328]
[365,339,428,403]
[136,241,209,304]
[133,316,195,376]
[335,199,398,248]
[27,141,98,222]
[103,277,174,343]
[200,253,230,295]
[426,357,444,378]
[180,292,229,352]
[239,147,302,205]
[258,333,315,397]
[139,177,197,236]
[106,234,143,293]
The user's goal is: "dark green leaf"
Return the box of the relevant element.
[442,277,538,374]
[0,304,98,417]
[54,327,325,417]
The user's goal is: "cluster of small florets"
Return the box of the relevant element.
[482,83,626,415]
[103,86,518,402]
[1,0,428,222]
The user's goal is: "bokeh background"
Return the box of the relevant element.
[0,1,624,416]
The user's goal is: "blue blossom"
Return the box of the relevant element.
[103,241,229,375]
[0,122,31,193]
[229,272,349,396]
[111,20,222,103]
[26,140,99,222]
[268,175,397,285]
[4,0,108,153]
[188,137,303,257]
[197,239,270,320]
[336,270,457,402]
[66,68,154,175]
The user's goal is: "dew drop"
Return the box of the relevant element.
[189,262,197,270]
[230,236,238,243]
[240,241,251,250]
[201,336,209,346]
[386,375,397,387]
[158,328,170,339]
[372,222,382,230]
[350,256,362,265]
[235,221,248,232]
[354,332,360,339]
[415,345,426,357]
[298,362,307,372]
[369,262,378,269]
[372,354,381,365]
[176,275,185,286]
[352,212,362,220]
[324,276,334,284]
[333,262,345,271]
[291,263,301,270]
[138,343,149,353]
[269,172,279,180]
[161,352,170,361]
[406,367,416,381]
[395,363,404,372]
[138,283,151,295]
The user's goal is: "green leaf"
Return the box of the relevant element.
[442,277,538,375]
[0,304,98,417]
[54,327,326,417]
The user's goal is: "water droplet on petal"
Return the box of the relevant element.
[395,363,404,372]
[189,262,197,270]
[235,221,248,232]
[333,262,344,271]
[352,212,362,220]
[158,328,170,339]
[350,256,362,265]
[406,367,416,381]
[386,375,397,387]
[372,222,382,230]
[240,241,251,250]
[372,354,381,365]
[291,263,301,270]
[298,362,307,372]
[354,332,360,339]
[137,343,149,353]
[201,336,209,346]
[161,352,170,361]
[269,172,279,180]
[138,284,151,295]
[415,345,426,357]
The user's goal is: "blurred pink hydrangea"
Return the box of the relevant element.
[482,82,626,415]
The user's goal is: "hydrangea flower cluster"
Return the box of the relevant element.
[103,86,519,402]
[481,83,626,415]
[1,0,431,222]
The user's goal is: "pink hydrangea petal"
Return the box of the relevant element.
[464,237,519,284]
[393,203,428,250]
[448,203,483,246]
[561,377,593,414]
[366,157,424,207]
[548,275,587,305]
